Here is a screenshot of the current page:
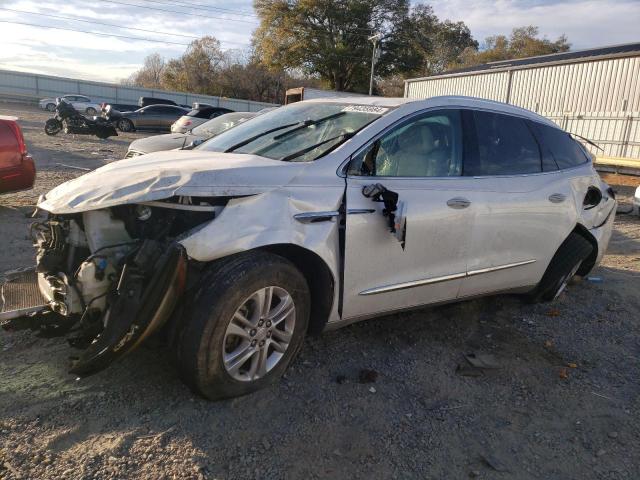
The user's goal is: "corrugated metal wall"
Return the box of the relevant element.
[405,56,640,159]
[0,69,278,112]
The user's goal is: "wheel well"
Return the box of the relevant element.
[258,244,335,335]
[572,223,598,276]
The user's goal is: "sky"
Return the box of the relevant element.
[0,0,638,83]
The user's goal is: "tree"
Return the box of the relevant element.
[253,0,411,92]
[162,36,226,94]
[391,5,477,77]
[252,1,477,92]
[459,26,570,67]
[124,53,165,88]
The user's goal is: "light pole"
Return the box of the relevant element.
[368,33,382,96]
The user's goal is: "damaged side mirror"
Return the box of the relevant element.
[362,183,406,249]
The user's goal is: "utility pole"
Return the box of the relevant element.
[368,33,382,96]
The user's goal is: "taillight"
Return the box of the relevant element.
[184,120,192,126]
[4,120,27,155]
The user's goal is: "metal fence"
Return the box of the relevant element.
[405,55,640,160]
[544,112,640,159]
[0,69,278,112]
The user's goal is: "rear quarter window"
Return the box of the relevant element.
[530,122,589,169]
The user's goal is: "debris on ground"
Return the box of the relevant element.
[358,369,378,383]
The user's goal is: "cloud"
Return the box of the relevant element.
[427,0,640,49]
[1,0,637,82]
[0,0,255,81]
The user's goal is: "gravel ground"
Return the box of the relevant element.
[1,104,639,480]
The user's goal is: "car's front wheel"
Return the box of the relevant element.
[46,103,56,112]
[528,232,593,302]
[176,251,310,400]
[86,107,97,116]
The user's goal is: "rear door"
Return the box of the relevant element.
[458,110,573,298]
[138,106,162,129]
[342,109,473,320]
[157,106,185,129]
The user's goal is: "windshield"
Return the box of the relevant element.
[192,112,256,138]
[198,102,391,161]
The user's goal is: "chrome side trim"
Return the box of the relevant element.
[347,208,376,215]
[359,272,466,296]
[359,259,537,296]
[293,211,340,223]
[467,259,537,277]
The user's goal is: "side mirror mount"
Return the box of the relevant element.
[183,139,204,150]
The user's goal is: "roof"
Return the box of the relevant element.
[407,42,640,82]
[302,96,411,107]
[301,94,558,128]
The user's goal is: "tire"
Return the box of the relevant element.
[528,232,593,302]
[118,119,134,132]
[86,107,97,116]
[46,103,56,112]
[176,251,310,400]
[44,118,62,136]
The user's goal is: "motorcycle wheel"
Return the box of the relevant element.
[44,118,62,136]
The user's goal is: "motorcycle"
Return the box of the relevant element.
[44,98,118,139]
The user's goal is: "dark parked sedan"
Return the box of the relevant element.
[116,105,190,132]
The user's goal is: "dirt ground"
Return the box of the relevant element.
[0,104,639,480]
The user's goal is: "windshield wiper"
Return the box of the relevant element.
[272,111,346,140]
[224,121,302,153]
[224,111,347,153]
[281,131,355,162]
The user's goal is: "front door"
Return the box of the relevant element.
[342,109,472,320]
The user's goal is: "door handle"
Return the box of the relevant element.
[446,197,471,209]
[548,193,566,203]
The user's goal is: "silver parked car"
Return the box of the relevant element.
[170,104,234,133]
[1,96,616,400]
[115,104,189,132]
[39,95,101,115]
[126,112,257,158]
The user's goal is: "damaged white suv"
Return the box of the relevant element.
[1,96,616,399]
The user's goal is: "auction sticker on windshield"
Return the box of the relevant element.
[341,105,389,114]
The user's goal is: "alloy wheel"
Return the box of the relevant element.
[222,286,296,382]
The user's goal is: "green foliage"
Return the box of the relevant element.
[459,26,570,67]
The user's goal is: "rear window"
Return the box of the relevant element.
[530,123,589,169]
[464,110,541,176]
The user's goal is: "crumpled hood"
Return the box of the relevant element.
[128,133,207,154]
[39,150,308,214]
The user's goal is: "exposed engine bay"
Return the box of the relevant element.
[18,196,225,375]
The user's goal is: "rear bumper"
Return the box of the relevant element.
[0,155,35,194]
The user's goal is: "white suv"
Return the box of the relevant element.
[4,96,616,399]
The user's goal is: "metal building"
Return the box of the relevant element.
[404,43,640,164]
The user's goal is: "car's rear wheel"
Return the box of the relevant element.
[86,107,97,116]
[528,232,593,302]
[176,251,310,400]
[46,103,56,112]
[118,119,134,132]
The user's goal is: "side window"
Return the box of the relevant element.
[530,122,589,169]
[77,96,90,102]
[348,110,463,177]
[464,111,541,176]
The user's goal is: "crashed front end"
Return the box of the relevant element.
[1,197,225,374]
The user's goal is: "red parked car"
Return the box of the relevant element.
[0,116,35,194]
